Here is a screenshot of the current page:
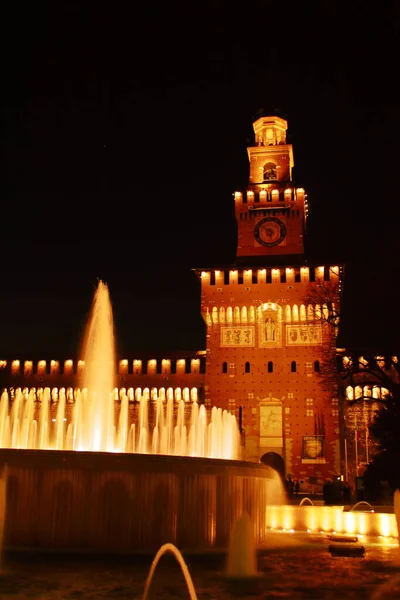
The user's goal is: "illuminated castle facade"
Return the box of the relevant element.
[194,113,342,482]
[0,113,343,489]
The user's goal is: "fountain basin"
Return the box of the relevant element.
[265,504,399,539]
[0,449,282,553]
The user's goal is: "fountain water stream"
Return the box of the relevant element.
[142,543,198,600]
[226,513,259,579]
[0,281,240,459]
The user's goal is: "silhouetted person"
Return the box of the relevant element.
[323,479,334,505]
[342,482,351,504]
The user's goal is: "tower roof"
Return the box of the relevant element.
[253,107,288,122]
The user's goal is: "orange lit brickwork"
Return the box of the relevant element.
[195,112,343,489]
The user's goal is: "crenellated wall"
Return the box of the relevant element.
[0,354,206,391]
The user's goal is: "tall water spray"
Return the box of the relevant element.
[78,280,116,452]
[0,281,241,459]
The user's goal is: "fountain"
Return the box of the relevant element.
[299,497,314,506]
[0,281,284,552]
[0,281,400,596]
[0,282,239,458]
[142,543,198,600]
[225,513,259,579]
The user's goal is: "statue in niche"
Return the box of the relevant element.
[265,317,276,342]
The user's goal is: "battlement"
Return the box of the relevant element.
[234,187,306,206]
[0,354,206,379]
[197,264,340,286]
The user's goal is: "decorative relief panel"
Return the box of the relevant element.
[286,324,322,346]
[260,403,283,437]
[260,400,283,449]
[220,326,255,347]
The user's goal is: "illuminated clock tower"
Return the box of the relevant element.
[195,110,342,492]
[236,114,306,260]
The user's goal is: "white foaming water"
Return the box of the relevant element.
[226,513,258,579]
[78,281,116,452]
[0,281,240,459]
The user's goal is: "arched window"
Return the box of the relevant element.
[263,162,277,181]
[291,361,297,373]
[268,361,273,373]
[300,304,306,321]
[245,361,250,373]
[292,304,299,321]
[285,305,291,322]
[314,360,320,373]
[234,306,241,323]
[249,306,255,322]
[222,362,228,374]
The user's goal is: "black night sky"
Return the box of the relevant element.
[1,2,400,359]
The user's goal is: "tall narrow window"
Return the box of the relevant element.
[268,361,273,373]
[314,360,320,372]
[291,361,297,373]
[245,361,250,374]
[222,362,228,374]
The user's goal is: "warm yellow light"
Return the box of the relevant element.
[297,188,305,194]
[259,269,266,275]
[215,270,220,277]
[65,359,73,366]
[0,360,7,368]
[230,270,237,275]
[120,359,128,366]
[78,360,85,367]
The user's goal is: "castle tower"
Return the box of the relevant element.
[195,111,342,492]
[236,113,307,261]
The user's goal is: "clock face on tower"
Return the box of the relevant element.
[254,217,287,247]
